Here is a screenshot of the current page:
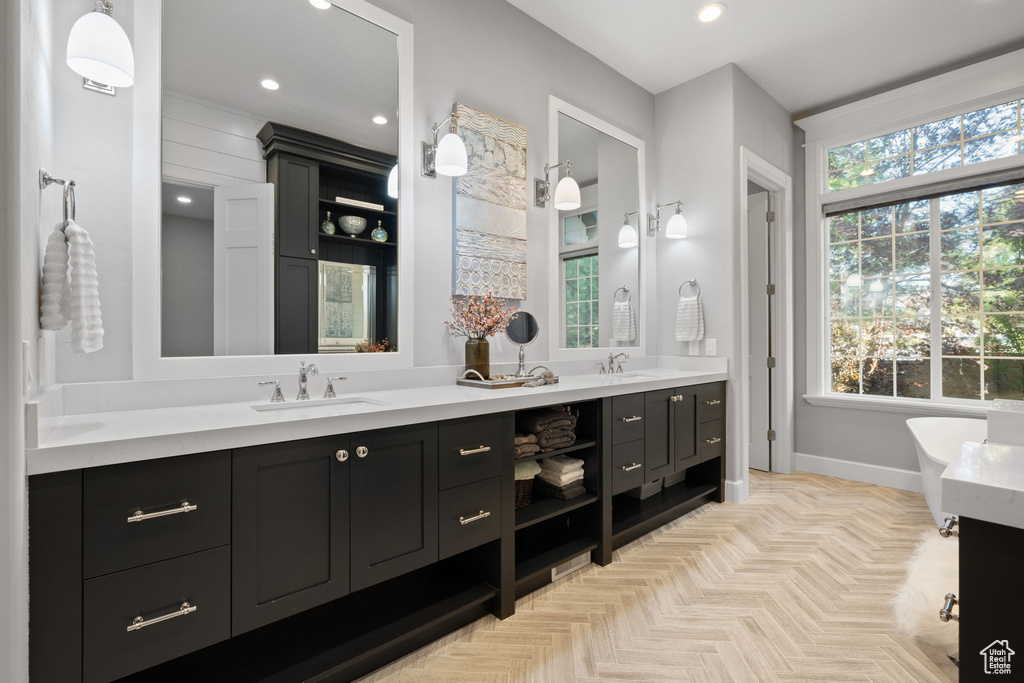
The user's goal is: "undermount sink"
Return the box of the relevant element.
[615,372,660,379]
[251,396,390,413]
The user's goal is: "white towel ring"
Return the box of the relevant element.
[614,285,631,303]
[679,279,701,298]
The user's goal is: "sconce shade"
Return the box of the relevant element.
[665,211,687,239]
[387,164,398,198]
[66,8,135,87]
[553,176,581,211]
[846,273,862,287]
[618,222,639,248]
[434,132,468,176]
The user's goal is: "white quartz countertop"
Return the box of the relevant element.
[27,369,727,475]
[941,440,1024,530]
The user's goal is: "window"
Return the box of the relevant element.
[561,210,599,349]
[829,181,1024,401]
[828,100,1023,192]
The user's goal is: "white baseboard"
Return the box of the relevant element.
[794,452,923,493]
[725,477,748,503]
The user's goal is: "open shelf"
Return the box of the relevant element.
[515,536,598,586]
[318,231,396,247]
[513,439,597,464]
[611,480,718,548]
[515,491,598,531]
[319,197,396,216]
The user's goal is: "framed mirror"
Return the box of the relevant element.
[133,0,414,379]
[547,97,647,360]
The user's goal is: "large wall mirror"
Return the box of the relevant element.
[548,98,647,358]
[134,0,414,378]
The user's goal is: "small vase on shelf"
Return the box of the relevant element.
[321,211,336,235]
[371,220,389,243]
[465,338,490,380]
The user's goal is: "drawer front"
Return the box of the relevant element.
[84,452,231,579]
[611,441,645,495]
[612,394,646,445]
[83,546,230,683]
[439,415,505,490]
[698,420,725,461]
[697,383,725,423]
[438,477,501,560]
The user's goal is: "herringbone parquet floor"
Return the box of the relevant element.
[361,471,955,683]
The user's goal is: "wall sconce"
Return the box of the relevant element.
[422,111,468,178]
[387,164,398,198]
[66,1,135,94]
[535,161,581,210]
[618,211,639,248]
[648,200,687,239]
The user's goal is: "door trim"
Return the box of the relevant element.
[737,148,795,489]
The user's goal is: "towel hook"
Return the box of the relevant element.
[614,285,631,303]
[679,278,701,298]
[39,168,77,224]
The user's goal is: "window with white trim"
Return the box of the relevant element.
[561,210,600,349]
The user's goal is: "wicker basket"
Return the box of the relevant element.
[514,477,534,509]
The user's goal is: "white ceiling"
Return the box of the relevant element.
[559,113,600,186]
[505,0,1024,114]
[162,182,214,222]
[163,0,399,154]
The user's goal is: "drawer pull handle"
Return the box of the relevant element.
[621,416,643,423]
[621,462,642,472]
[356,446,369,458]
[336,449,349,462]
[127,501,197,524]
[670,395,685,402]
[459,510,491,525]
[704,399,722,406]
[126,602,197,632]
[459,445,492,456]
[705,437,722,445]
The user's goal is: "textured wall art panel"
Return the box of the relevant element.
[453,103,527,299]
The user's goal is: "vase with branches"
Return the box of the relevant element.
[445,294,517,379]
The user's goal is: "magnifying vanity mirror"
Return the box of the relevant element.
[505,311,540,376]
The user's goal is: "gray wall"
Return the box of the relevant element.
[597,133,640,347]
[161,214,214,358]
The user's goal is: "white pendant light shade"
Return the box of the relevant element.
[618,221,639,248]
[66,6,135,88]
[553,176,581,211]
[387,164,399,198]
[434,132,467,177]
[665,211,688,239]
[846,273,862,287]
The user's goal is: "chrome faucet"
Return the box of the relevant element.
[297,361,319,400]
[323,376,347,399]
[608,352,630,374]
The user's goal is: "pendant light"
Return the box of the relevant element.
[618,212,639,248]
[535,160,581,210]
[66,1,135,88]
[387,164,398,198]
[422,111,468,177]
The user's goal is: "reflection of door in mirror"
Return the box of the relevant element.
[159,0,399,357]
[557,113,640,350]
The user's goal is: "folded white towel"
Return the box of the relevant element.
[611,300,636,342]
[39,220,104,354]
[514,460,542,480]
[539,455,584,473]
[675,296,704,342]
[537,469,584,487]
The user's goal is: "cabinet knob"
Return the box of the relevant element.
[670,395,684,402]
[335,449,349,462]
[356,446,369,458]
[310,249,316,255]
[939,593,959,622]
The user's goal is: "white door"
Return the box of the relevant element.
[748,190,771,471]
[213,184,275,356]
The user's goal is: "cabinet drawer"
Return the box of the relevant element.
[83,452,231,579]
[611,394,646,445]
[439,415,505,490]
[698,420,725,461]
[83,546,230,683]
[612,441,645,495]
[697,383,725,423]
[438,477,501,560]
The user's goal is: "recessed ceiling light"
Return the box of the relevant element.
[372,115,388,125]
[177,196,192,204]
[309,0,332,8]
[697,2,726,23]
[260,78,280,91]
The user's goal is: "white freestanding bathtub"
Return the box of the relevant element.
[906,417,987,525]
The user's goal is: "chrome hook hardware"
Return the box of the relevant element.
[939,593,959,622]
[323,376,348,399]
[127,602,197,632]
[127,501,197,523]
[356,446,369,458]
[335,449,349,462]
[459,510,491,525]
[939,516,959,538]
[258,380,285,403]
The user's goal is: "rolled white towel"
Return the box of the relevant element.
[64,220,104,354]
[40,222,70,331]
[611,300,636,342]
[675,296,704,342]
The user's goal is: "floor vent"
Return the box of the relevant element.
[551,550,591,583]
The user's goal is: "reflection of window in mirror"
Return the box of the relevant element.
[561,209,600,348]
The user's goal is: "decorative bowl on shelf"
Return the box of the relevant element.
[339,215,367,237]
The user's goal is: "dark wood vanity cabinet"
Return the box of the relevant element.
[271,153,320,260]
[644,389,698,479]
[276,256,318,354]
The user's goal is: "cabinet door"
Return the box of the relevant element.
[232,436,350,635]
[350,424,438,592]
[276,256,318,355]
[276,153,319,260]
[644,390,674,480]
[672,389,698,471]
